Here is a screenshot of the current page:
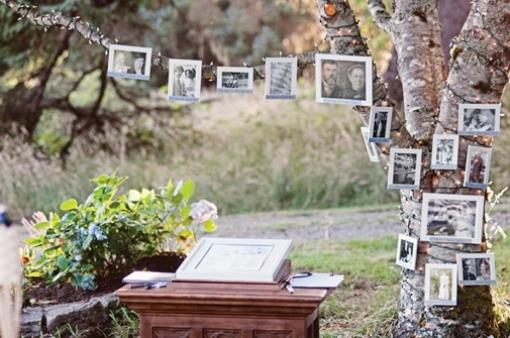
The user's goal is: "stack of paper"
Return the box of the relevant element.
[122,271,175,285]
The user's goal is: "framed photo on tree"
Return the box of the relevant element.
[463,146,492,189]
[395,233,418,270]
[458,103,501,136]
[368,107,393,143]
[167,59,202,102]
[431,134,459,170]
[217,67,254,93]
[264,57,298,100]
[424,263,458,306]
[175,237,292,283]
[420,193,484,244]
[387,148,422,190]
[315,54,373,106]
[457,253,496,286]
[360,127,380,163]
[107,44,152,81]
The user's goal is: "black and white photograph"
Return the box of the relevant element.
[387,148,422,190]
[368,107,393,143]
[420,193,484,244]
[464,146,492,189]
[107,44,152,81]
[425,263,458,306]
[431,134,459,170]
[458,103,501,136]
[217,67,254,93]
[395,234,418,270]
[457,253,496,286]
[315,54,372,106]
[168,59,202,102]
[265,57,298,99]
[360,126,380,163]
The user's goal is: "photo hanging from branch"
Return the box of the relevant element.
[264,57,298,100]
[107,44,152,81]
[168,59,202,102]
[217,67,254,93]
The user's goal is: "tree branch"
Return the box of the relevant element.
[367,0,392,33]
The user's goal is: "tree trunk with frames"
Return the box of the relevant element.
[317,0,509,337]
[1,0,509,336]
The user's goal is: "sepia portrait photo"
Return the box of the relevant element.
[431,134,459,170]
[396,234,418,270]
[217,67,254,93]
[107,44,152,81]
[360,126,380,163]
[168,59,202,102]
[457,253,496,286]
[464,146,492,189]
[369,107,393,143]
[458,103,501,136]
[387,148,422,190]
[315,54,372,106]
[425,263,458,306]
[420,193,484,244]
[265,57,298,99]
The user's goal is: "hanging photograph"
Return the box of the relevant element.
[315,54,373,106]
[424,263,458,306]
[431,134,459,170]
[107,44,152,81]
[387,148,422,190]
[360,126,380,163]
[395,234,418,270]
[217,67,254,93]
[464,146,492,189]
[368,107,393,143]
[457,253,496,286]
[265,57,298,99]
[458,103,501,136]
[168,59,202,102]
[420,193,484,244]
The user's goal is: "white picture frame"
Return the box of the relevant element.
[431,134,459,170]
[315,53,373,106]
[217,67,254,93]
[175,237,292,283]
[464,145,492,189]
[368,107,393,143]
[458,103,501,136]
[395,234,418,270]
[420,193,484,244]
[387,148,422,190]
[167,59,202,102]
[360,126,380,163]
[457,253,496,286]
[107,44,152,81]
[425,263,458,306]
[264,57,298,100]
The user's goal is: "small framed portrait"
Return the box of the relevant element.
[431,134,459,170]
[217,67,254,93]
[175,237,292,283]
[168,59,202,102]
[387,148,422,190]
[425,263,458,306]
[458,103,501,136]
[464,146,492,189]
[420,193,484,244]
[107,44,152,81]
[265,57,298,100]
[457,253,496,286]
[395,234,418,270]
[360,127,380,163]
[368,107,393,143]
[315,54,373,106]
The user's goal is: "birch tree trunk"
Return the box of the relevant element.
[317,0,509,337]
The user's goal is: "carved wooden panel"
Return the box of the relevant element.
[254,331,292,338]
[152,327,192,338]
[203,329,241,338]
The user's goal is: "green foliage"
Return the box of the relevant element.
[23,173,216,290]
